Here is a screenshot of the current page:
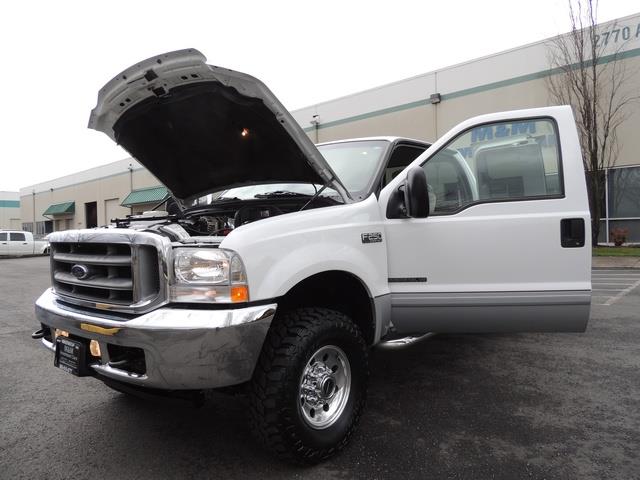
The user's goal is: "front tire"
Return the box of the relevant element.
[249,307,368,464]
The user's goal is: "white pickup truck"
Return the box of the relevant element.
[33,49,591,464]
[0,230,49,256]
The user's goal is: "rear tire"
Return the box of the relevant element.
[249,307,368,464]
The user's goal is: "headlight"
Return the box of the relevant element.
[171,248,248,303]
[175,249,230,284]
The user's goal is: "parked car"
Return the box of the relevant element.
[32,49,591,464]
[0,230,49,256]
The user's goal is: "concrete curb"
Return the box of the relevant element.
[0,255,48,260]
[592,256,640,269]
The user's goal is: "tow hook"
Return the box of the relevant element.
[31,327,49,339]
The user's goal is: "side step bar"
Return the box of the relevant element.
[377,332,436,349]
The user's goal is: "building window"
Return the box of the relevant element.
[35,221,54,235]
[608,166,640,218]
[600,165,640,244]
[22,222,33,232]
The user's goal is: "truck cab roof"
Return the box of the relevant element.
[317,136,431,148]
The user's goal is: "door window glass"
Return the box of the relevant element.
[0,233,6,241]
[9,232,25,241]
[422,118,562,214]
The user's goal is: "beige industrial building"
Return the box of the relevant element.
[0,191,21,230]
[19,159,166,236]
[20,12,640,242]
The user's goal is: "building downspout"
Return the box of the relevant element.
[128,163,134,215]
[431,71,441,139]
[32,190,35,233]
[310,115,320,144]
[604,168,610,245]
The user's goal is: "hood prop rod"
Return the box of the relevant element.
[299,183,330,211]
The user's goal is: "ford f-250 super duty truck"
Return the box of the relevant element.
[32,49,591,464]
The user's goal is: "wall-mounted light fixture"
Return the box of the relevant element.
[310,115,321,143]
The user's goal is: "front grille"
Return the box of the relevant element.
[51,242,160,310]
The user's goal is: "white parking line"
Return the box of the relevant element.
[592,273,640,276]
[592,277,640,280]
[602,278,640,306]
[591,270,640,306]
[592,279,636,281]
[592,272,640,275]
[592,274,640,277]
[591,269,640,305]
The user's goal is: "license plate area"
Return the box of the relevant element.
[54,337,93,376]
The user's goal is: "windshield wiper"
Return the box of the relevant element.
[212,196,241,202]
[254,191,313,199]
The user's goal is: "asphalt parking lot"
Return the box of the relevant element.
[1,256,639,479]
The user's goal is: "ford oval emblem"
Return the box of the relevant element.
[71,264,90,280]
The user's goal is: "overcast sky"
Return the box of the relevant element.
[1,0,637,191]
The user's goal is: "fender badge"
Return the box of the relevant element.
[361,232,382,244]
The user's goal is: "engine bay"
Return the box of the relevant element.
[113,194,340,240]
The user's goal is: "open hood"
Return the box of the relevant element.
[88,49,350,202]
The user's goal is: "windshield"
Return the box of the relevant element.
[189,139,389,206]
[318,140,388,192]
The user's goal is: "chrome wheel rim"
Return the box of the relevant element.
[298,345,351,429]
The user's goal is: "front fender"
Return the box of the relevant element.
[255,241,384,300]
[220,195,389,302]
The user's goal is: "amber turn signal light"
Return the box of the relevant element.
[89,340,101,358]
[54,329,69,339]
[231,285,249,303]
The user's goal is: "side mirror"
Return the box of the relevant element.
[386,166,429,219]
[404,167,429,218]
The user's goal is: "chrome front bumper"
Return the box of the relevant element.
[35,288,276,390]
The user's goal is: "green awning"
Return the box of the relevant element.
[121,186,169,207]
[43,201,75,216]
